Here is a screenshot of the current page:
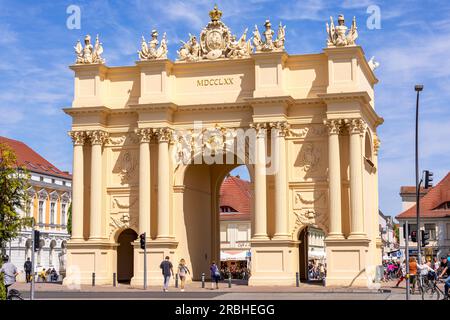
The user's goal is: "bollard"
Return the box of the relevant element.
[92,272,95,287]
[201,273,205,288]
[175,273,179,288]
[296,272,300,287]
[113,273,116,287]
[228,273,232,288]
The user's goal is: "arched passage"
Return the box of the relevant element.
[179,154,254,281]
[298,225,327,283]
[117,229,138,283]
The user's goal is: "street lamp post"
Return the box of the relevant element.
[414,84,423,264]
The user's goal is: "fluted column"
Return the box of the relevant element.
[324,119,344,239]
[136,128,153,237]
[88,130,109,240]
[69,131,86,240]
[348,118,366,238]
[271,121,290,240]
[155,128,172,240]
[251,123,268,239]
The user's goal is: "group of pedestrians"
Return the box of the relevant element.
[159,256,222,292]
[395,255,450,299]
[308,261,326,280]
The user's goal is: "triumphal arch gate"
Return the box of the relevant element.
[64,7,383,287]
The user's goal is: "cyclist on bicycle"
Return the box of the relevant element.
[438,256,449,300]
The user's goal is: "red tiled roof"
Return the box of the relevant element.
[396,172,450,219]
[219,176,252,217]
[0,136,71,179]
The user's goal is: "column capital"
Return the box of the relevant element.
[323,119,345,135]
[154,127,173,143]
[87,130,109,145]
[68,131,87,146]
[249,122,269,139]
[135,128,154,143]
[345,118,366,136]
[269,121,290,137]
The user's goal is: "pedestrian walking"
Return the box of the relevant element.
[438,256,449,300]
[210,261,220,289]
[0,256,18,298]
[395,261,406,287]
[409,257,418,294]
[177,259,190,292]
[160,256,174,292]
[24,258,32,283]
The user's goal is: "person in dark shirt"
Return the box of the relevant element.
[438,256,449,299]
[160,256,174,292]
[24,258,32,283]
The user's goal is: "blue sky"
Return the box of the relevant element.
[0,0,449,218]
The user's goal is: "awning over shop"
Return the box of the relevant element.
[220,250,248,261]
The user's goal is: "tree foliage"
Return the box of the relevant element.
[67,202,72,235]
[0,142,33,251]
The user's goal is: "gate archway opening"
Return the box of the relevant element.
[298,226,326,283]
[181,158,253,283]
[117,228,138,284]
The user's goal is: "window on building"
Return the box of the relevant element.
[425,223,436,240]
[61,203,66,226]
[447,224,450,240]
[51,179,55,184]
[50,202,55,225]
[434,201,450,210]
[220,224,227,242]
[220,206,237,213]
[38,201,44,224]
[63,181,66,186]
[237,225,248,242]
[40,176,44,182]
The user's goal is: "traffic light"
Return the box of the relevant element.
[424,170,434,189]
[139,233,146,250]
[33,230,40,252]
[410,230,417,242]
[421,230,430,247]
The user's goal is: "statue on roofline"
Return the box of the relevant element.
[326,14,358,47]
[75,34,105,64]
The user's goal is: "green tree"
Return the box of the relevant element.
[67,202,72,235]
[0,142,33,299]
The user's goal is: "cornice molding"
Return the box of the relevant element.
[63,106,111,116]
[245,95,295,106]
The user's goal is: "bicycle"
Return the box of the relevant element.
[420,275,446,300]
[6,289,24,301]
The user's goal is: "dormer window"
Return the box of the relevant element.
[434,201,450,210]
[220,206,237,213]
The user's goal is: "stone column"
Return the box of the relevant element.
[155,128,172,240]
[348,118,366,238]
[88,130,109,240]
[272,122,290,239]
[324,119,344,239]
[69,131,86,240]
[251,123,268,239]
[136,128,153,237]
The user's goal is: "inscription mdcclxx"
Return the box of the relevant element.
[197,78,234,87]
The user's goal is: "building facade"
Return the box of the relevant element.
[0,137,72,281]
[219,175,252,270]
[378,210,399,260]
[64,7,383,287]
[397,173,450,261]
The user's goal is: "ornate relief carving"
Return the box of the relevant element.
[295,191,326,206]
[373,135,381,156]
[117,151,137,184]
[253,20,286,52]
[292,209,329,235]
[138,29,168,60]
[298,143,321,172]
[74,34,105,64]
[290,125,327,138]
[112,197,138,210]
[87,130,109,145]
[326,15,358,47]
[68,131,87,146]
[109,213,138,237]
[177,5,252,62]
